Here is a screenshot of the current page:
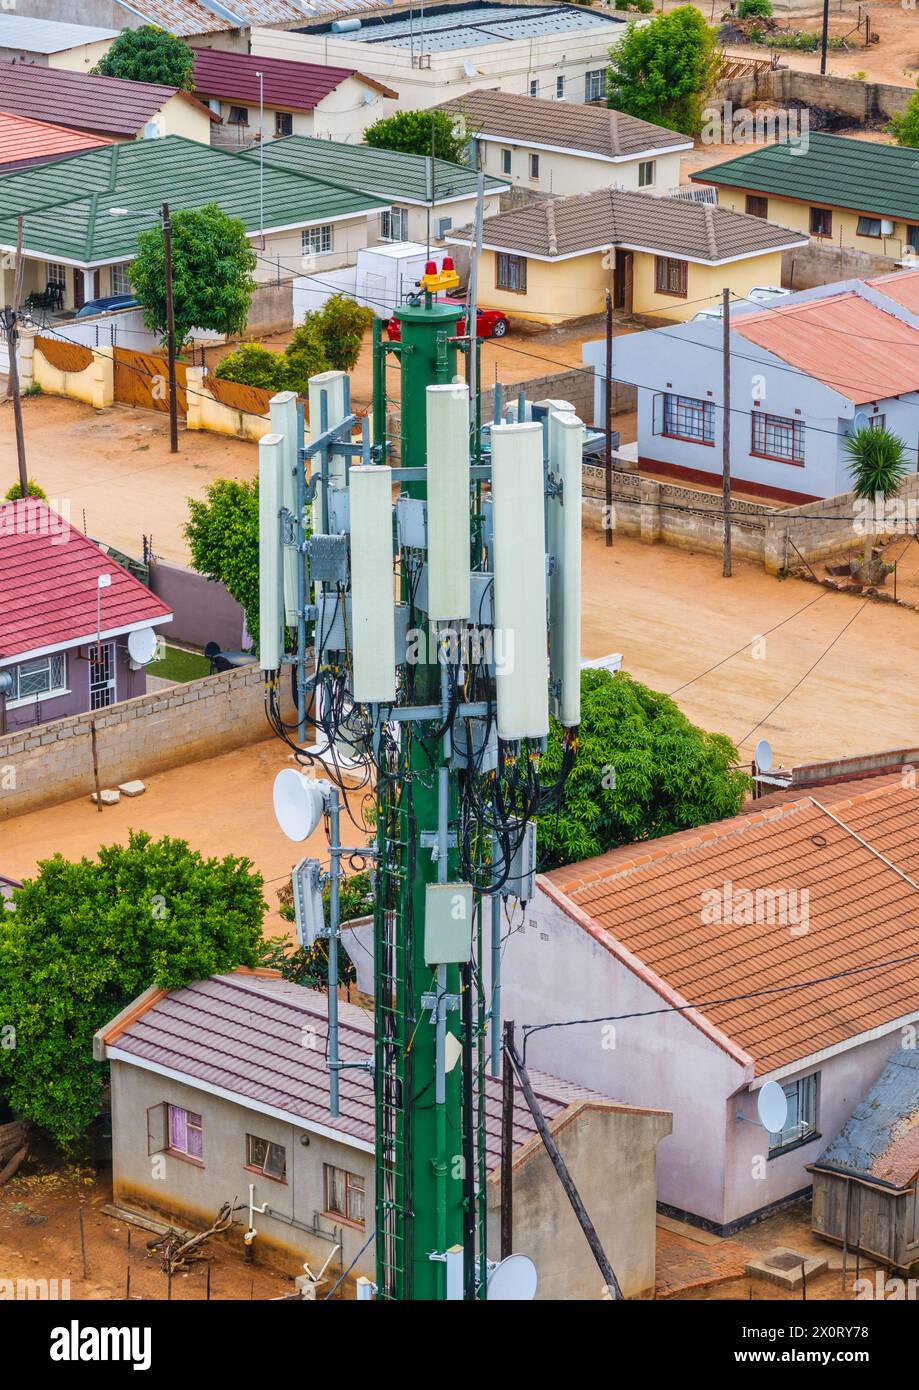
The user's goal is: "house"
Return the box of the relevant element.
[94,969,672,1299]
[0,499,172,733]
[607,270,919,503]
[0,60,215,143]
[191,46,398,150]
[248,134,507,249]
[7,0,305,50]
[436,89,692,198]
[0,136,389,314]
[447,188,807,326]
[0,875,20,911]
[0,112,111,176]
[690,132,919,262]
[809,1047,919,1270]
[0,13,118,70]
[249,2,635,113]
[483,771,919,1237]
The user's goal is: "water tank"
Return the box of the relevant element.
[331,18,362,32]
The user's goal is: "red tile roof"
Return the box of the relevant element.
[733,291,919,405]
[0,60,212,138]
[543,777,919,1076]
[191,46,396,112]
[0,500,171,661]
[867,268,919,317]
[0,111,111,174]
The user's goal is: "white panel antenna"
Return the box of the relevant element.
[270,390,300,628]
[426,384,471,621]
[292,856,326,947]
[491,422,549,740]
[308,370,349,537]
[258,433,285,671]
[349,465,396,703]
[547,410,583,727]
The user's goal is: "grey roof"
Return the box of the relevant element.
[436,89,692,161]
[449,186,808,263]
[812,1046,919,1190]
[0,14,119,51]
[99,971,612,1168]
[304,2,626,51]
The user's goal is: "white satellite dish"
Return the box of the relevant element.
[757,1081,788,1134]
[463,59,477,78]
[486,1254,538,1301]
[127,627,159,666]
[754,738,773,773]
[143,118,163,140]
[273,769,327,842]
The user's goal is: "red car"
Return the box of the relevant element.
[386,298,508,342]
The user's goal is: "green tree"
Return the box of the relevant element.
[537,669,749,868]
[317,294,373,372]
[215,342,288,393]
[845,426,911,499]
[889,79,919,147]
[130,203,256,347]
[738,0,772,16]
[92,25,194,91]
[364,109,470,163]
[185,477,260,644]
[282,318,331,391]
[261,870,373,988]
[606,6,720,136]
[0,832,265,1146]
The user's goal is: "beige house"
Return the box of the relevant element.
[448,187,808,325]
[437,89,692,199]
[0,13,118,70]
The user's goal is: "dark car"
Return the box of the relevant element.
[386,298,508,342]
[74,293,138,319]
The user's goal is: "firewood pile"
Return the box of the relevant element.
[0,1120,30,1186]
[146,1199,239,1274]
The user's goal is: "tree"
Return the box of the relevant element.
[606,6,720,136]
[92,25,194,91]
[130,203,256,347]
[364,109,470,164]
[185,477,260,644]
[537,669,749,869]
[317,294,373,372]
[0,832,265,1146]
[215,342,289,393]
[261,870,373,989]
[283,318,331,391]
[738,0,772,16]
[889,79,919,147]
[845,425,912,499]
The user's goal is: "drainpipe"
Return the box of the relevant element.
[245,1183,268,1263]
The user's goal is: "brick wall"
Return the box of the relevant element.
[0,665,288,821]
[783,242,900,293]
[716,68,913,124]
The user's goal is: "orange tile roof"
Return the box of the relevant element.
[0,110,110,172]
[732,291,919,405]
[543,779,919,1076]
[867,268,919,318]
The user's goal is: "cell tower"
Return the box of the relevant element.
[259,260,583,1300]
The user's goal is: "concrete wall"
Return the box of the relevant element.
[0,37,114,70]
[476,139,685,199]
[783,242,902,293]
[185,366,271,443]
[243,281,295,337]
[481,366,602,427]
[716,66,913,127]
[33,341,113,409]
[147,559,246,652]
[0,664,288,820]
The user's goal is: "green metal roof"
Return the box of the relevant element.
[691,132,919,224]
[248,134,505,207]
[0,135,388,266]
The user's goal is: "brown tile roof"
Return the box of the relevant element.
[449,187,807,263]
[99,971,617,1171]
[0,60,212,139]
[0,111,111,174]
[435,89,692,161]
[866,268,919,318]
[542,779,919,1077]
[733,291,919,405]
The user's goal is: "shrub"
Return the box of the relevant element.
[214,342,287,392]
[845,426,912,500]
[317,294,374,372]
[282,319,330,392]
[5,479,47,500]
[738,0,772,17]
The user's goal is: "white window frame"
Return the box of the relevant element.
[324,1163,365,1227]
[556,75,565,99]
[585,69,605,102]
[380,207,409,242]
[274,110,293,138]
[638,160,655,189]
[768,1073,819,1155]
[302,224,333,256]
[529,79,538,97]
[6,651,68,707]
[111,263,132,296]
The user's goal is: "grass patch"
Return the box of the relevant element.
[147,645,211,683]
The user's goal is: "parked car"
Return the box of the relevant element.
[691,286,790,322]
[75,293,138,318]
[386,298,508,342]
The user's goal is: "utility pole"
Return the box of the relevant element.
[721,285,732,579]
[819,0,830,76]
[162,201,178,455]
[500,1020,515,1259]
[1,304,28,498]
[604,288,613,548]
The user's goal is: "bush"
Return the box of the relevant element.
[738,0,772,17]
[5,479,47,500]
[283,319,330,392]
[317,294,373,372]
[845,426,912,500]
[214,342,287,393]
[889,79,919,147]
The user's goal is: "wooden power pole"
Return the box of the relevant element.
[162,201,179,455]
[721,285,732,578]
[604,288,613,548]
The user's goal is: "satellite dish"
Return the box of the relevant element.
[757,1081,788,1134]
[273,769,327,842]
[142,119,163,140]
[850,411,869,435]
[486,1254,538,1301]
[754,738,773,773]
[127,627,158,666]
[463,59,477,78]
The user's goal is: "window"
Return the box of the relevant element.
[529,79,538,97]
[529,152,539,180]
[496,252,527,293]
[856,215,883,238]
[809,207,832,238]
[380,207,408,241]
[908,225,919,252]
[745,194,768,219]
[324,1164,365,1226]
[274,111,293,138]
[302,224,332,256]
[654,256,688,297]
[167,1105,203,1161]
[556,75,565,99]
[637,160,655,189]
[501,147,512,175]
[7,652,66,704]
[228,105,248,126]
[752,411,805,465]
[111,263,132,296]
[45,261,67,286]
[768,1073,818,1154]
[869,413,887,431]
[584,68,605,102]
[436,216,452,239]
[89,641,115,711]
[662,393,715,446]
[246,1133,287,1182]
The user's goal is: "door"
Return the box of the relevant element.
[89,642,116,711]
[613,250,633,315]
